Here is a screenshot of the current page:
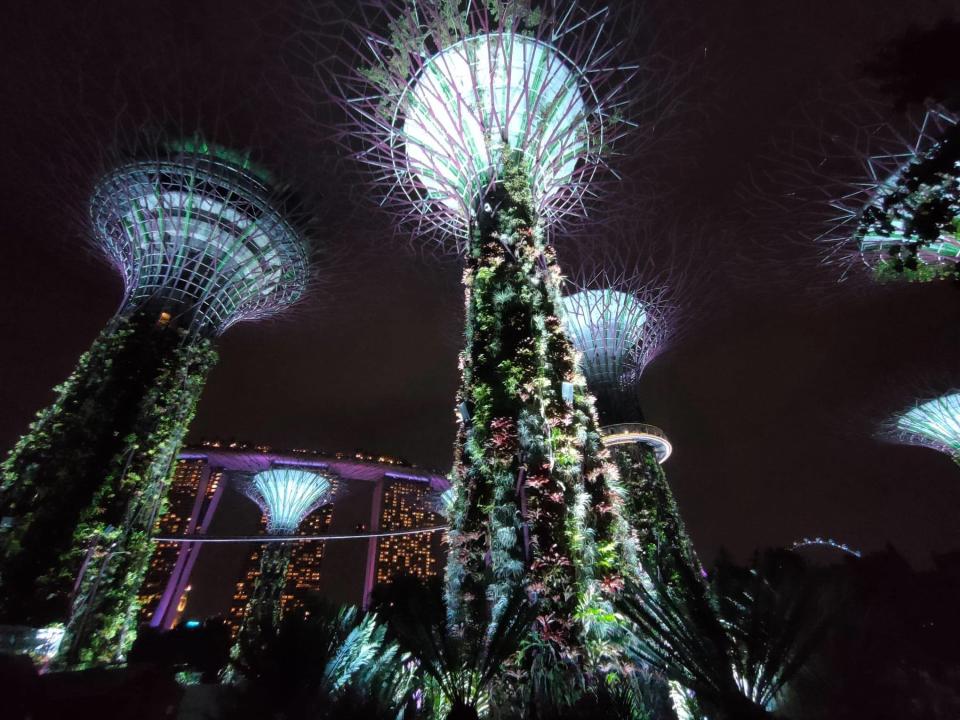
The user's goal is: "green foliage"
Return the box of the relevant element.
[611,442,700,593]
[873,252,960,282]
[616,550,833,720]
[712,550,832,710]
[374,576,551,720]
[0,311,216,668]
[232,542,296,668]
[445,151,627,671]
[859,124,960,283]
[227,599,413,720]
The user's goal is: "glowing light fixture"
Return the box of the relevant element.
[561,289,651,387]
[401,32,590,220]
[892,392,960,460]
[241,468,335,535]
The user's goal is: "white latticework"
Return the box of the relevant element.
[894,392,960,459]
[91,150,309,337]
[561,289,661,388]
[400,32,591,229]
[339,1,637,247]
[242,468,335,535]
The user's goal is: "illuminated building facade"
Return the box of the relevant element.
[232,467,336,650]
[138,458,224,628]
[141,444,448,636]
[227,504,334,638]
[374,478,444,587]
[282,504,335,615]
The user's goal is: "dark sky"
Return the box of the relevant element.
[2,0,960,583]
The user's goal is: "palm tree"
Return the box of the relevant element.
[616,550,829,720]
[712,550,831,712]
[226,599,413,719]
[372,576,535,720]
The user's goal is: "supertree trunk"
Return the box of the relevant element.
[446,154,626,656]
[52,328,216,668]
[234,542,294,659]
[611,442,700,594]
[0,311,215,646]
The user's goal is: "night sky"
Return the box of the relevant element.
[3,0,960,614]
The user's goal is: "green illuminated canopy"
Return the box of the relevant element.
[91,150,309,336]
[894,392,960,459]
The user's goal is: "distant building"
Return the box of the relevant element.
[374,477,443,586]
[138,458,225,628]
[139,442,448,632]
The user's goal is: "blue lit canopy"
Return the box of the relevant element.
[240,467,336,535]
[810,107,960,281]
[343,1,633,248]
[91,148,310,337]
[561,289,654,388]
[400,32,591,231]
[893,392,960,459]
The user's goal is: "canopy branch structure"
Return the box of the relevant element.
[0,139,312,669]
[232,467,337,656]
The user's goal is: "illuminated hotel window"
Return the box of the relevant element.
[136,458,208,623]
[374,479,443,587]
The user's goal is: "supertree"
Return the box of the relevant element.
[773,103,960,285]
[233,467,336,657]
[887,392,960,464]
[0,139,311,668]
[836,107,959,284]
[560,264,701,591]
[332,0,655,659]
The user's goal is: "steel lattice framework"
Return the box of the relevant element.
[91,144,310,336]
[561,289,657,388]
[891,392,960,460]
[240,467,336,535]
[813,107,960,280]
[338,0,637,247]
[560,259,673,390]
[558,249,678,461]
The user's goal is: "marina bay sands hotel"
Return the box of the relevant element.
[136,441,448,635]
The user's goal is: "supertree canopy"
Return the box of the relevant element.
[561,269,701,601]
[343,0,634,247]
[561,287,668,429]
[233,468,336,657]
[0,140,310,669]
[394,30,593,237]
[91,140,309,336]
[890,392,960,461]
[810,107,960,283]
[856,112,960,283]
[561,290,654,388]
[240,467,336,535]
[340,0,644,658]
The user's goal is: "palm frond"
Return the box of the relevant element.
[617,549,832,719]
